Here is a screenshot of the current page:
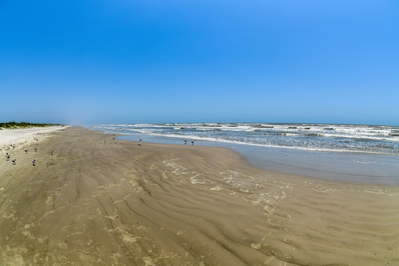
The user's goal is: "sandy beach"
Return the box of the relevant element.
[0,126,398,266]
[0,126,67,152]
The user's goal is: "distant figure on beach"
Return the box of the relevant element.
[51,150,53,156]
[104,140,106,143]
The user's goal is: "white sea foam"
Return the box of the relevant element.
[87,123,399,155]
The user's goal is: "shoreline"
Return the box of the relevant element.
[117,133,399,186]
[87,123,399,156]
[1,126,398,265]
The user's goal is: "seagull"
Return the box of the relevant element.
[138,137,142,142]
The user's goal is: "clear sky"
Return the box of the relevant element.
[1,0,398,125]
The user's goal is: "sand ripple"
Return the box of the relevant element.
[0,127,398,265]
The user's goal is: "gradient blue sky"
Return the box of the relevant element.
[1,0,398,125]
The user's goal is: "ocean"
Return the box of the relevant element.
[87,123,399,185]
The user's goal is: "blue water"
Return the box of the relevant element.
[87,123,399,185]
[89,123,399,155]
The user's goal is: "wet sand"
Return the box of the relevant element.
[1,127,398,265]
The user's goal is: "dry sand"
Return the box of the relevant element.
[0,127,398,266]
[0,126,67,152]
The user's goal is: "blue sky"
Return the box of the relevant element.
[1,0,398,125]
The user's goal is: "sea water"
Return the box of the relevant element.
[87,123,399,185]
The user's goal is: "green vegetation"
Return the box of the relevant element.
[0,121,62,130]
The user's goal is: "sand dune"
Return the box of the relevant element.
[0,126,67,152]
[0,127,398,265]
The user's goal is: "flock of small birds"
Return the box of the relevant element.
[102,136,196,147]
[6,135,198,167]
[5,149,53,166]
[137,137,194,145]
[184,140,195,145]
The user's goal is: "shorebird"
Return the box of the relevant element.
[12,159,16,165]
[32,159,36,166]
[191,141,194,145]
[24,149,28,154]
[6,154,10,160]
[184,140,187,144]
[138,137,142,142]
[34,148,37,152]
[51,150,53,156]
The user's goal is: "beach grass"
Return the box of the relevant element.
[0,121,62,130]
